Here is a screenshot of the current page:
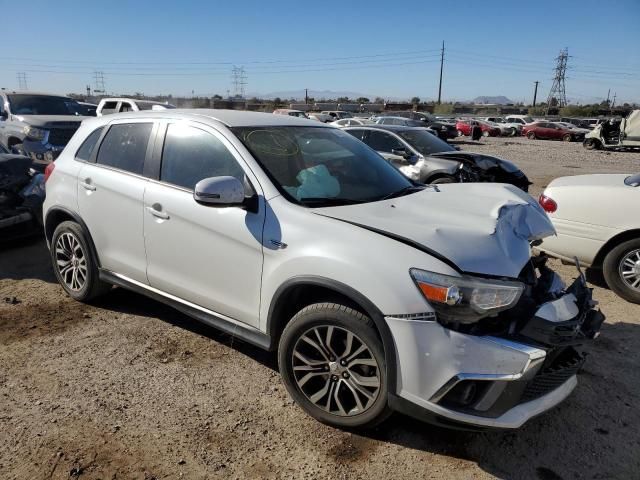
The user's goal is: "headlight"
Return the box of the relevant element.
[23,126,48,141]
[410,268,524,324]
[440,125,447,130]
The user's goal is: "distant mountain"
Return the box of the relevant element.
[250,89,388,101]
[473,96,513,105]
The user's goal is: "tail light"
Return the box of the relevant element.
[44,162,56,183]
[539,194,557,213]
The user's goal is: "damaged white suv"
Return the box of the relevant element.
[43,110,605,430]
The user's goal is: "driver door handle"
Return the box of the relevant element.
[146,205,170,220]
[80,181,96,191]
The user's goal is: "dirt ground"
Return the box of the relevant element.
[1,136,640,480]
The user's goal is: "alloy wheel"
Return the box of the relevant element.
[619,249,640,291]
[55,232,88,291]
[291,325,381,417]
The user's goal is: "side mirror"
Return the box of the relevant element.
[194,176,245,207]
[0,110,7,120]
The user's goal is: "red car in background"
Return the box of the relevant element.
[455,120,501,137]
[522,121,585,142]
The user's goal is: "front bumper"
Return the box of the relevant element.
[385,276,604,429]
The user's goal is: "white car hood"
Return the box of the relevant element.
[314,183,555,278]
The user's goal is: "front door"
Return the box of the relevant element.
[143,121,265,327]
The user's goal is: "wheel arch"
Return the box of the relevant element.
[267,276,398,391]
[592,229,640,268]
[44,206,101,268]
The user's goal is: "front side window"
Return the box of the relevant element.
[233,126,412,206]
[100,101,118,115]
[96,123,152,175]
[119,102,133,112]
[75,127,104,161]
[365,131,404,152]
[397,129,455,155]
[161,123,245,190]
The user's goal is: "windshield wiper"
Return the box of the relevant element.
[299,197,366,207]
[379,185,426,201]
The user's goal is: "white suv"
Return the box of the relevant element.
[43,110,604,430]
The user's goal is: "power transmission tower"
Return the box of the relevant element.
[545,48,569,113]
[17,72,28,90]
[437,41,444,104]
[231,66,248,98]
[93,71,106,95]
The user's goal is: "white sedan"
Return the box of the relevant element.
[537,173,640,303]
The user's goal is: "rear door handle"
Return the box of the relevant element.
[80,181,96,191]
[146,205,170,220]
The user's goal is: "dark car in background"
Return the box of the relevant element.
[382,110,457,140]
[523,122,586,142]
[345,125,530,190]
[0,91,89,161]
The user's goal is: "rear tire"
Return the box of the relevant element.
[527,131,536,140]
[562,134,573,142]
[482,130,490,137]
[51,221,111,302]
[278,303,391,429]
[602,238,640,304]
[456,129,464,137]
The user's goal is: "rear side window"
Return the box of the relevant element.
[160,124,244,190]
[96,123,152,175]
[75,127,103,161]
[365,131,404,152]
[345,129,366,141]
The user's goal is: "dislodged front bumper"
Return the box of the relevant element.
[385,277,604,429]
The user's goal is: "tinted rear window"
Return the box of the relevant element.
[96,123,152,175]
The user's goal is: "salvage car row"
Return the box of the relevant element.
[3,91,639,433]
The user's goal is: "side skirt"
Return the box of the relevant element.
[99,269,273,351]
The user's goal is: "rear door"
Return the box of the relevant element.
[142,121,265,327]
[77,119,156,283]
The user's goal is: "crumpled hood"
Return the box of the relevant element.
[13,115,86,128]
[430,151,521,173]
[314,183,555,278]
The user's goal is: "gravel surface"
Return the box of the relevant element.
[1,137,640,480]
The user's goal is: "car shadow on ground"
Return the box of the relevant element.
[96,284,639,479]
[0,237,56,283]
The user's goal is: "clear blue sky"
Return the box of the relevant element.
[1,0,639,104]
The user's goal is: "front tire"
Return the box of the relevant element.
[51,221,111,302]
[278,303,391,429]
[527,131,536,140]
[562,133,573,142]
[482,130,490,137]
[456,129,464,137]
[429,175,456,184]
[584,138,601,150]
[603,238,640,303]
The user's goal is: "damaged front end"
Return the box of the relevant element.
[432,151,532,192]
[428,255,605,422]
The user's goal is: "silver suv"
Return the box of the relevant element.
[43,110,604,430]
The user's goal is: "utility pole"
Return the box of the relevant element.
[437,41,444,104]
[545,48,569,113]
[86,85,91,97]
[532,81,539,107]
[17,72,28,90]
[305,88,308,105]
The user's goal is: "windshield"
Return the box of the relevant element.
[624,173,640,187]
[397,129,455,155]
[232,126,412,207]
[8,94,81,115]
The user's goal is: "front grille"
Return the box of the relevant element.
[47,128,77,146]
[521,348,585,403]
